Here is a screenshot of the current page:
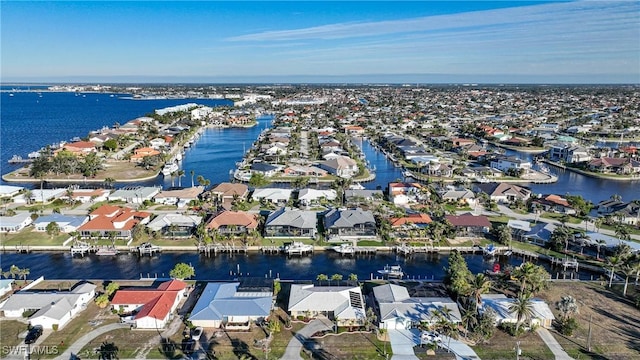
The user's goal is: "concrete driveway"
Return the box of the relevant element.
[388,329,420,360]
[282,318,333,360]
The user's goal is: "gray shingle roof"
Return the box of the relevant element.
[324,208,375,229]
[265,207,317,229]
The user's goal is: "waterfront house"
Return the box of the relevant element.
[0,279,13,297]
[344,189,384,204]
[153,186,204,208]
[596,199,626,214]
[373,284,461,330]
[264,207,317,238]
[78,205,151,239]
[531,194,576,215]
[60,141,97,156]
[252,188,292,205]
[0,280,96,330]
[440,189,477,207]
[319,156,359,178]
[65,188,110,203]
[189,281,272,330]
[33,214,88,233]
[209,183,249,210]
[587,157,633,174]
[323,208,377,242]
[507,221,556,246]
[108,186,161,205]
[480,294,554,329]
[111,279,186,329]
[206,210,259,236]
[288,283,365,327]
[30,188,67,203]
[389,182,428,206]
[146,213,203,237]
[130,147,161,162]
[0,185,25,199]
[389,213,433,229]
[250,163,281,177]
[0,212,33,233]
[548,143,592,163]
[473,183,532,204]
[445,213,491,237]
[609,201,640,226]
[344,125,365,136]
[297,188,337,206]
[283,165,328,177]
[490,155,532,172]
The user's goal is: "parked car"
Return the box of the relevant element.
[420,331,442,344]
[191,326,204,341]
[25,326,43,344]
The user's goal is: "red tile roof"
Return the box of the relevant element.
[390,213,433,227]
[207,211,258,230]
[445,214,491,227]
[111,280,185,321]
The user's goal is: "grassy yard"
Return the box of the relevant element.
[474,328,555,360]
[0,320,28,357]
[535,282,640,360]
[598,223,640,236]
[540,213,582,224]
[0,229,70,246]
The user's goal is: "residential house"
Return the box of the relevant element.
[474,183,532,204]
[0,279,13,297]
[596,199,626,214]
[252,188,292,205]
[283,166,328,177]
[344,189,384,204]
[78,205,151,239]
[250,163,281,177]
[110,279,187,329]
[206,211,259,235]
[130,147,161,162]
[480,294,554,329]
[108,186,161,205]
[153,186,204,208]
[440,189,477,207]
[389,213,433,229]
[30,189,67,203]
[319,156,359,178]
[548,144,592,163]
[297,189,337,206]
[0,281,96,329]
[33,214,88,233]
[587,157,633,174]
[146,213,203,237]
[373,284,461,330]
[60,141,97,156]
[344,125,365,136]
[288,284,365,327]
[507,220,557,246]
[609,201,640,226]
[66,189,110,203]
[531,194,576,215]
[445,213,491,237]
[490,155,532,172]
[324,208,377,242]
[210,183,249,210]
[264,207,317,238]
[389,182,427,206]
[189,281,272,330]
[0,212,33,233]
[0,185,25,199]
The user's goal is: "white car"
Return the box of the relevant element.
[191,326,204,341]
[420,331,442,344]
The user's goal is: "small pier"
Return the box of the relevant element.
[15,245,31,253]
[332,244,378,256]
[130,242,162,256]
[260,246,281,254]
[394,244,438,256]
[551,257,580,271]
[70,241,94,257]
[198,243,248,256]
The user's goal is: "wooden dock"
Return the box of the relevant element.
[260,246,282,254]
[198,243,248,256]
[15,245,31,253]
[70,243,94,257]
[130,242,162,256]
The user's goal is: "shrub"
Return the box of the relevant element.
[52,324,59,331]
[499,322,526,337]
[556,317,579,336]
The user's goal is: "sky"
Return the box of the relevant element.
[1,1,639,84]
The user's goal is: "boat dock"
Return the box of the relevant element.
[15,245,31,254]
[70,241,95,257]
[332,244,377,256]
[130,242,162,256]
[198,243,248,256]
[551,257,580,271]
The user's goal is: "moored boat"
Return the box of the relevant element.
[378,264,404,278]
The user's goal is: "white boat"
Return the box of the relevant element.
[348,183,365,190]
[28,151,41,159]
[284,242,314,255]
[162,162,179,175]
[96,247,119,256]
[482,244,497,257]
[332,244,355,255]
[403,170,414,178]
[377,264,404,278]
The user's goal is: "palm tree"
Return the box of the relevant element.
[621,254,640,296]
[607,255,623,288]
[513,262,538,296]
[316,273,328,281]
[190,170,195,188]
[469,273,492,314]
[556,295,579,322]
[509,293,535,333]
[615,225,631,241]
[177,170,185,187]
[170,171,177,187]
[596,239,606,260]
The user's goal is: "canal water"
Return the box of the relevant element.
[0,251,598,281]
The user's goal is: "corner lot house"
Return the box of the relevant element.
[0,280,96,329]
[189,281,272,330]
[110,279,187,329]
[288,284,365,327]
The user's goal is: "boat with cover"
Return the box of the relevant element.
[378,264,404,278]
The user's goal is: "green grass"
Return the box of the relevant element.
[598,223,640,236]
[357,240,384,246]
[0,229,70,246]
[260,238,316,246]
[0,320,27,357]
[540,213,582,224]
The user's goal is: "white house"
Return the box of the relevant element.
[33,214,88,233]
[297,189,337,206]
[288,284,366,327]
[0,279,13,297]
[0,281,96,329]
[373,284,461,330]
[108,187,161,205]
[490,156,532,172]
[66,189,110,203]
[0,212,33,233]
[252,188,292,204]
[189,282,272,330]
[480,294,555,328]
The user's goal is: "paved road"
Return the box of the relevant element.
[536,328,574,360]
[282,318,333,360]
[55,323,129,360]
[438,335,481,360]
